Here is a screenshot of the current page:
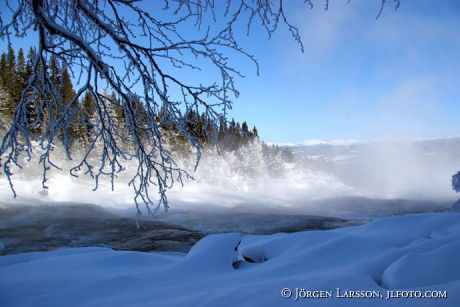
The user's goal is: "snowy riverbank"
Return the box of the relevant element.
[1,211,459,306]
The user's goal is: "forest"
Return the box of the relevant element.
[0,47,261,157]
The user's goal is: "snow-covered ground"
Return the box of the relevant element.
[1,211,459,306]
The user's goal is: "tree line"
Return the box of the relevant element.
[0,47,259,155]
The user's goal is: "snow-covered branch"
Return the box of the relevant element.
[0,0,398,216]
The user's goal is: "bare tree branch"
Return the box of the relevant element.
[0,0,398,217]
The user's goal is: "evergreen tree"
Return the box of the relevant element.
[25,48,35,78]
[0,48,262,152]
[25,48,43,134]
[60,67,81,144]
[185,109,199,138]
[82,91,96,138]
[235,121,242,147]
[242,121,249,137]
[45,55,63,136]
[120,96,147,147]
[0,52,7,89]
[61,65,82,145]
[252,126,259,140]
[6,46,16,95]
[61,67,75,104]
[109,90,129,146]
[158,103,171,130]
[218,116,226,143]
[3,47,16,120]
[203,117,216,145]
[49,55,61,87]
[111,91,125,128]
[198,113,206,143]
[0,88,9,131]
[50,60,75,143]
[0,51,9,128]
[15,48,26,99]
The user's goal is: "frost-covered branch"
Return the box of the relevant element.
[0,0,398,216]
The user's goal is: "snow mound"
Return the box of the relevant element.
[178,233,241,274]
[382,242,460,289]
[1,212,459,306]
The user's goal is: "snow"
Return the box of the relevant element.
[451,199,460,212]
[1,211,459,306]
[272,139,363,147]
[381,242,460,289]
[274,136,460,148]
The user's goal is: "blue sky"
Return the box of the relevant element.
[226,0,460,143]
[1,0,459,143]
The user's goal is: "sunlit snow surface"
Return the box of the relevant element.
[1,212,459,306]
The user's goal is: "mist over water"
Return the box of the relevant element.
[1,138,458,223]
[291,138,460,201]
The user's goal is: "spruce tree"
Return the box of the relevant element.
[198,113,206,143]
[15,48,27,102]
[16,48,30,129]
[62,67,82,144]
[184,110,197,143]
[0,52,9,130]
[218,116,226,143]
[25,48,43,134]
[0,52,7,89]
[82,91,96,140]
[252,126,259,140]
[6,46,16,93]
[61,66,75,103]
[242,121,249,135]
[49,55,61,87]
[46,55,63,136]
[235,121,242,148]
[241,121,250,144]
[0,88,9,131]
[4,47,16,120]
[25,48,35,77]
[111,91,124,128]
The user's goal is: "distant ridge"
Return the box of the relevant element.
[270,136,460,147]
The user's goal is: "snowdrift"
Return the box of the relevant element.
[1,211,459,306]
